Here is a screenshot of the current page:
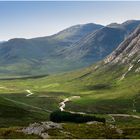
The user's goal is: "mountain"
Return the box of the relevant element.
[48,23,103,44]
[60,20,140,66]
[0,20,139,77]
[0,23,103,76]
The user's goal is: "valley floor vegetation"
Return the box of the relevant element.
[0,62,139,139]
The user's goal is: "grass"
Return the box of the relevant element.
[0,62,139,114]
[0,127,40,139]
[0,61,139,138]
[48,122,140,139]
[48,123,120,139]
[0,96,50,127]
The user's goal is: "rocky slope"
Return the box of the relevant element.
[22,121,62,139]
[104,25,140,65]
[103,24,140,81]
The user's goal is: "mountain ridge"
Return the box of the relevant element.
[59,20,140,66]
[0,20,140,76]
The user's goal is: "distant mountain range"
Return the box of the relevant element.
[0,20,140,76]
[0,23,103,76]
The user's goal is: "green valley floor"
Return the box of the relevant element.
[0,63,140,138]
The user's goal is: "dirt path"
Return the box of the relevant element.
[59,96,140,119]
[107,113,140,136]
[26,90,34,97]
[59,98,69,111]
[109,114,140,119]
[59,96,81,112]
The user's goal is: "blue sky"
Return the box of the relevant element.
[0,1,140,40]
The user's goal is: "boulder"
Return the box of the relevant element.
[22,121,62,138]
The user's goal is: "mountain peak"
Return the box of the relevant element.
[107,23,121,28]
[122,19,140,25]
[8,38,27,42]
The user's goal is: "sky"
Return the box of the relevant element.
[0,1,140,41]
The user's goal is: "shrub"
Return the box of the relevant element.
[50,111,105,123]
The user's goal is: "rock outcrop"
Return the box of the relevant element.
[22,121,62,139]
[104,25,140,64]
